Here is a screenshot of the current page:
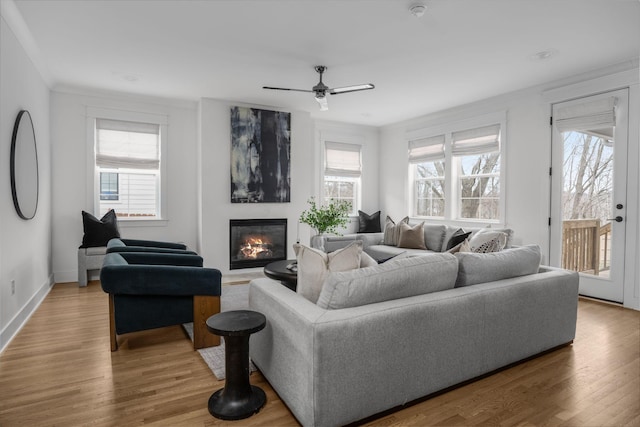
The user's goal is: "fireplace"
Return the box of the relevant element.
[229,219,287,270]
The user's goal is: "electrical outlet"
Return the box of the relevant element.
[11,280,15,295]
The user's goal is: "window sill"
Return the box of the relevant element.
[118,218,168,228]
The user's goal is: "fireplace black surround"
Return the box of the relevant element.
[229,219,287,270]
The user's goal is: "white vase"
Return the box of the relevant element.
[310,234,325,251]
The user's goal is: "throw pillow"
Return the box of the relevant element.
[447,238,471,254]
[383,215,409,246]
[317,253,458,309]
[445,228,473,251]
[360,251,378,267]
[455,245,541,287]
[294,241,363,303]
[80,210,120,248]
[357,210,382,233]
[397,222,427,250]
[468,230,507,253]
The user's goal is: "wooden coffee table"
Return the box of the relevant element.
[263,259,297,291]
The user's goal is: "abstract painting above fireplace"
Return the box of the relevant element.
[229,219,287,270]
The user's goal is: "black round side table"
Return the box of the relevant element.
[206,310,267,420]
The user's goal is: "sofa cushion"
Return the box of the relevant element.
[397,222,427,249]
[294,241,363,303]
[80,210,120,248]
[317,253,459,309]
[383,215,409,246]
[357,210,382,233]
[455,245,541,287]
[468,230,507,253]
[423,224,447,252]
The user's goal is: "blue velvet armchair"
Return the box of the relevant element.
[106,238,197,255]
[100,252,221,351]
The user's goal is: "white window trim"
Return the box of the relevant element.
[407,111,507,225]
[319,131,364,217]
[86,106,169,225]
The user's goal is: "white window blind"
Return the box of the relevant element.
[325,141,362,178]
[451,124,500,156]
[408,134,445,163]
[96,118,160,170]
[554,97,616,132]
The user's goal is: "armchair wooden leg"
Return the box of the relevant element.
[108,294,118,351]
[193,295,221,350]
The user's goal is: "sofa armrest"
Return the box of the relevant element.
[109,238,188,250]
[116,252,203,267]
[100,264,221,296]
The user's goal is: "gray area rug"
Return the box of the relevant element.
[183,283,255,380]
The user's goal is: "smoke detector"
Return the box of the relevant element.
[409,4,427,18]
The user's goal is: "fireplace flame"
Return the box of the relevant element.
[239,236,273,259]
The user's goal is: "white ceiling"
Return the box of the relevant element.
[12,0,640,126]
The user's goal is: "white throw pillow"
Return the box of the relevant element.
[468,230,507,253]
[294,241,363,303]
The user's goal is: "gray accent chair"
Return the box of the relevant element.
[78,246,108,287]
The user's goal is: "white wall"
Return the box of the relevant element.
[50,90,199,283]
[0,12,52,350]
[198,99,314,276]
[379,68,640,310]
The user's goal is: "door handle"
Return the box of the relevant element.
[607,216,623,222]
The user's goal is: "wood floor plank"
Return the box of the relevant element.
[0,282,638,426]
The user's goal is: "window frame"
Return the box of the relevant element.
[407,111,507,225]
[86,107,168,226]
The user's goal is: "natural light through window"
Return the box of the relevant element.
[324,141,361,215]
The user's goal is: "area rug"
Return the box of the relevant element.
[183,283,256,380]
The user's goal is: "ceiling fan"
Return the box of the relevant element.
[263,66,374,111]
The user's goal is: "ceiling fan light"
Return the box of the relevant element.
[315,95,328,111]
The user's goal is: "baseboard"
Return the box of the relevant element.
[54,269,100,284]
[0,274,54,353]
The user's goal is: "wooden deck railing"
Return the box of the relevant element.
[562,219,611,275]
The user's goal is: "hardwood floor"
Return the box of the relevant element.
[0,282,638,426]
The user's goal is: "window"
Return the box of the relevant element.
[409,135,446,217]
[95,118,162,219]
[99,172,119,200]
[452,124,501,220]
[324,141,361,215]
[409,116,504,222]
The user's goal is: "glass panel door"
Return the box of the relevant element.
[550,89,629,302]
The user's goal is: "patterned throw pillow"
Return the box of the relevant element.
[468,230,507,253]
[383,215,409,246]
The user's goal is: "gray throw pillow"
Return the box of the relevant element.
[454,245,541,287]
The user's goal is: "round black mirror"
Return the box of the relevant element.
[10,110,39,220]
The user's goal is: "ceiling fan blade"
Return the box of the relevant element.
[328,83,375,95]
[263,86,314,93]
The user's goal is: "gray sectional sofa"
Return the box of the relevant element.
[248,247,579,427]
[316,224,514,260]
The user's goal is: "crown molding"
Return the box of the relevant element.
[0,0,53,87]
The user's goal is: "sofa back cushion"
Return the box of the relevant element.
[423,224,447,251]
[294,242,363,303]
[454,244,541,287]
[317,253,458,309]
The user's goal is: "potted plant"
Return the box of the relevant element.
[299,197,351,238]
